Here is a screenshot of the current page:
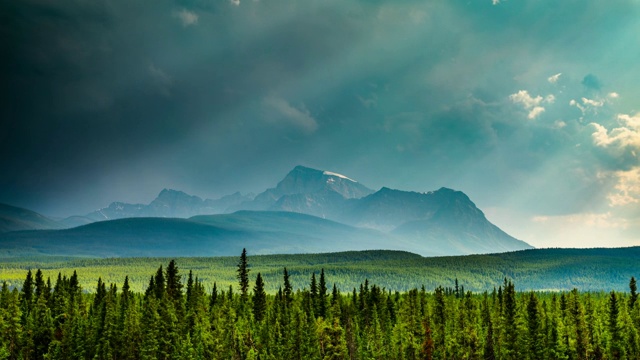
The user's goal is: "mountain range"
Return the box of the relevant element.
[0,165,533,256]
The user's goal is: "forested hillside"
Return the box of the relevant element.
[1,255,639,359]
[1,247,639,293]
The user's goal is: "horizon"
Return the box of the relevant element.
[2,0,639,249]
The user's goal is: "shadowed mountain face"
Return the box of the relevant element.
[0,166,533,256]
[0,203,63,233]
[0,212,411,257]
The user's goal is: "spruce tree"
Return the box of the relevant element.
[20,270,34,317]
[34,269,45,301]
[210,282,218,310]
[609,291,624,359]
[526,292,544,360]
[237,248,250,303]
[502,280,518,360]
[154,266,165,299]
[318,269,327,318]
[253,273,267,322]
[310,273,318,313]
[186,270,194,311]
[165,259,182,304]
[283,268,293,306]
[630,277,638,309]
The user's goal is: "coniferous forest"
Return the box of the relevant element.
[1,250,640,360]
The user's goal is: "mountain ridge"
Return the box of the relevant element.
[0,165,533,255]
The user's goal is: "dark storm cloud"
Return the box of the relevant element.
[1,0,640,250]
[582,74,602,91]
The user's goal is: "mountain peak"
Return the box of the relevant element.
[274,166,373,199]
[158,188,190,197]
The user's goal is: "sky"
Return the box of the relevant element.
[1,0,640,248]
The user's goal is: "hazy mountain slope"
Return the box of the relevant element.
[390,188,532,254]
[0,203,63,233]
[338,187,532,254]
[82,189,253,222]
[0,211,415,257]
[58,215,95,228]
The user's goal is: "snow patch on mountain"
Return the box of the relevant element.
[323,171,356,182]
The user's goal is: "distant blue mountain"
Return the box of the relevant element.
[0,166,533,256]
[82,189,254,221]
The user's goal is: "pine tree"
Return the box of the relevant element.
[433,286,446,358]
[1,288,22,359]
[165,260,182,304]
[608,291,624,359]
[310,273,318,314]
[186,270,194,311]
[630,277,638,310]
[253,273,267,322]
[144,275,155,299]
[34,269,45,301]
[502,280,518,360]
[237,248,250,303]
[526,292,544,360]
[318,269,327,318]
[154,266,165,299]
[283,268,293,307]
[20,270,34,319]
[210,282,218,311]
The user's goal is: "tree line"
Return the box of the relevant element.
[0,248,639,359]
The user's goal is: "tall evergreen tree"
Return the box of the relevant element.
[310,273,318,313]
[253,273,267,322]
[154,265,165,299]
[318,269,328,319]
[609,291,624,359]
[630,277,638,309]
[165,259,182,304]
[210,282,218,310]
[34,269,45,301]
[283,268,293,306]
[20,270,34,317]
[237,248,250,303]
[526,292,544,360]
[502,280,518,360]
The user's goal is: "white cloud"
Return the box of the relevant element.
[553,120,567,129]
[492,0,500,5]
[173,9,198,27]
[528,106,545,119]
[608,92,620,99]
[510,90,542,109]
[607,167,640,207]
[571,97,605,115]
[582,97,604,107]
[263,96,318,134]
[545,94,555,104]
[591,113,640,149]
[231,0,240,6]
[619,113,640,129]
[509,90,554,119]
[547,73,562,83]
